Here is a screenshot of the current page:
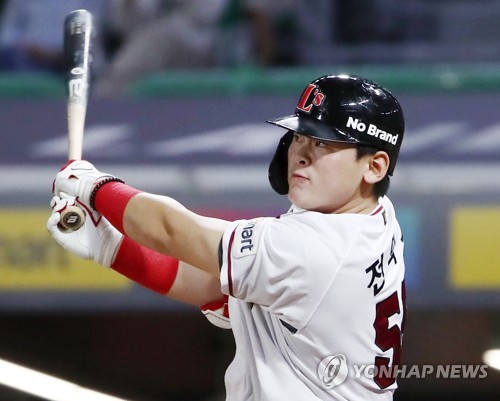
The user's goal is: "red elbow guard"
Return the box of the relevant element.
[200,294,231,329]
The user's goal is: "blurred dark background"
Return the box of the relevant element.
[1,1,500,400]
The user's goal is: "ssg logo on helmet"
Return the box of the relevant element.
[297,84,326,113]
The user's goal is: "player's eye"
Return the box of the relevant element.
[315,140,329,148]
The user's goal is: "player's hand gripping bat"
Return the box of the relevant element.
[58,9,94,230]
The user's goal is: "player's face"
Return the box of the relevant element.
[287,133,371,214]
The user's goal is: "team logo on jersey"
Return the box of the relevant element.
[317,354,349,389]
[296,84,326,114]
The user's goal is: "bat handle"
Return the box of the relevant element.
[59,205,86,230]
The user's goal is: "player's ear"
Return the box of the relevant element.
[363,151,390,184]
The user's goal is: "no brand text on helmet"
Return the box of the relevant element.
[346,116,399,146]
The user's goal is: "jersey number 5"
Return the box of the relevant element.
[373,281,406,389]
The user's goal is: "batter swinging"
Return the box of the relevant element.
[48,74,407,400]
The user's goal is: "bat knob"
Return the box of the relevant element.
[59,205,86,230]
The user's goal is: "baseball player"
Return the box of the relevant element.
[47,74,406,400]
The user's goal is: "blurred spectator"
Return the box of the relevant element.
[100,0,160,63]
[0,0,104,74]
[335,0,405,43]
[95,0,229,97]
[216,0,302,67]
[95,0,303,97]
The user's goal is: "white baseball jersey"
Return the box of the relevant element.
[220,196,406,401]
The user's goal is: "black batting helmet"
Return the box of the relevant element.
[267,74,405,195]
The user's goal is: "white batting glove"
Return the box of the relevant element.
[47,196,123,267]
[53,160,121,210]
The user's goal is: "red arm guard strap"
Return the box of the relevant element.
[112,236,179,294]
[94,181,141,234]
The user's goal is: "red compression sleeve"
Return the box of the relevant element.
[94,181,141,234]
[112,236,179,294]
[96,181,179,293]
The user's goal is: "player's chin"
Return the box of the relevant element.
[288,187,316,210]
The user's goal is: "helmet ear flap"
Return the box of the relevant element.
[268,131,293,195]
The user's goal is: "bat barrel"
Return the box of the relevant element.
[64,9,93,161]
[59,9,94,230]
[64,9,93,106]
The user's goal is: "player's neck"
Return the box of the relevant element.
[332,196,379,215]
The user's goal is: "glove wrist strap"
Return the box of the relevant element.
[90,177,125,209]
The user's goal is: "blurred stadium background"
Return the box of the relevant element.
[1,0,500,400]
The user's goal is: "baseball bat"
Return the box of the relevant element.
[59,9,94,231]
